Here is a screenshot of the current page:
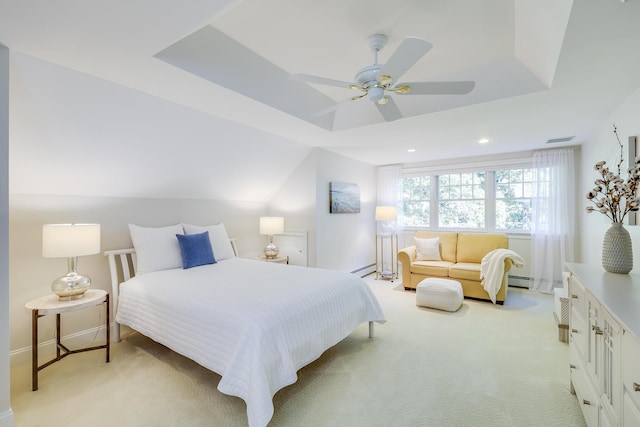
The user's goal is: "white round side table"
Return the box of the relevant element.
[25,288,110,391]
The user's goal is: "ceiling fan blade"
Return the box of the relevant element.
[376,96,402,122]
[379,37,433,83]
[291,73,360,90]
[397,81,475,95]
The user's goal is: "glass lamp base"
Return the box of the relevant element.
[264,242,279,259]
[51,273,91,301]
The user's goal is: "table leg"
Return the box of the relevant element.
[105,294,110,363]
[55,313,61,359]
[31,309,38,391]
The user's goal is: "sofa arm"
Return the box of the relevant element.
[398,246,416,288]
[504,257,514,273]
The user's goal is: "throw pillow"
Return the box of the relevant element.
[129,223,184,274]
[415,236,442,261]
[176,231,216,269]
[182,223,236,260]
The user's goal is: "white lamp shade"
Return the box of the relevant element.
[42,224,101,258]
[259,217,284,235]
[375,206,397,222]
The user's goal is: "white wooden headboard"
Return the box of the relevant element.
[104,238,238,342]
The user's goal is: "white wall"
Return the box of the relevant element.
[580,86,640,268]
[270,148,377,272]
[269,150,320,265]
[0,44,15,427]
[315,149,377,272]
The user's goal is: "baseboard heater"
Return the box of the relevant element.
[352,263,377,278]
[508,275,531,288]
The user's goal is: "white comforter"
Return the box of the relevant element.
[116,258,385,427]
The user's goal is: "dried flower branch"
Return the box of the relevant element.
[586,124,640,223]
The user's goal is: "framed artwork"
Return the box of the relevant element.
[329,181,360,213]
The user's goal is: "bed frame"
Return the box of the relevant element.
[104,240,375,342]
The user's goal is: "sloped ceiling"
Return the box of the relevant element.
[2,0,640,200]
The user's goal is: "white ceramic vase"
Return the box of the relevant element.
[602,222,633,274]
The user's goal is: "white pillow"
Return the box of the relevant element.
[182,223,236,261]
[128,223,184,274]
[414,237,442,261]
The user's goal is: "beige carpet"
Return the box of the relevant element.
[10,277,586,426]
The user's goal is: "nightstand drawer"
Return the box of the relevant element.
[622,331,640,410]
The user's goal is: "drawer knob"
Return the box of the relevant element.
[634,382,640,392]
[571,294,579,299]
[592,325,603,335]
[583,399,591,406]
[571,329,579,334]
[569,364,576,369]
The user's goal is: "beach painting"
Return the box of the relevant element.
[329,181,360,213]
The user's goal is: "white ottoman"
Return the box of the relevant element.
[416,278,463,312]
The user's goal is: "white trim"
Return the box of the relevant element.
[402,151,534,176]
[0,409,14,427]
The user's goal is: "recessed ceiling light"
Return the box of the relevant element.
[408,148,416,152]
[478,138,489,144]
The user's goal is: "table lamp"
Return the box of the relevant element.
[42,223,101,300]
[259,217,284,259]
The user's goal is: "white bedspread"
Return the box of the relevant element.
[480,248,525,303]
[115,258,385,427]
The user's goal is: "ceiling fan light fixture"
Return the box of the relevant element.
[378,97,389,105]
[368,86,385,103]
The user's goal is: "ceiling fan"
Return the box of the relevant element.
[291,34,475,122]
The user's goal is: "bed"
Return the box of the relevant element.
[104,223,386,427]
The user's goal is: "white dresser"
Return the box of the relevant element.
[565,263,640,426]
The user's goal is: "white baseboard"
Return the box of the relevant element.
[10,323,112,368]
[0,408,14,427]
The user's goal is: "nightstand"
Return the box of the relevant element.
[255,255,289,264]
[25,288,110,391]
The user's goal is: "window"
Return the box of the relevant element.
[438,172,485,228]
[402,176,430,226]
[495,168,533,230]
[400,166,533,232]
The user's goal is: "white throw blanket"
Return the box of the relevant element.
[480,248,525,303]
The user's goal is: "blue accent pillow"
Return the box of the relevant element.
[175,231,216,269]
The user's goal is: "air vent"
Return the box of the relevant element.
[546,136,575,144]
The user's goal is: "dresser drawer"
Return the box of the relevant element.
[624,391,640,426]
[571,360,599,427]
[569,274,587,319]
[622,331,640,410]
[570,306,589,362]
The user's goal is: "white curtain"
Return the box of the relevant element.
[377,164,403,233]
[530,148,576,293]
[377,165,403,275]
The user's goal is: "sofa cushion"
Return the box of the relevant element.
[411,260,454,277]
[414,231,458,262]
[449,262,481,281]
[456,233,508,263]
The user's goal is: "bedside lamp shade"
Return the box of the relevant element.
[375,206,397,222]
[259,217,284,235]
[259,217,284,259]
[43,224,101,257]
[43,224,101,300]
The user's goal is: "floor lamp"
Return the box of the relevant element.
[375,206,398,280]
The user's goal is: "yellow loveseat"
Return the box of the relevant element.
[398,231,513,304]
